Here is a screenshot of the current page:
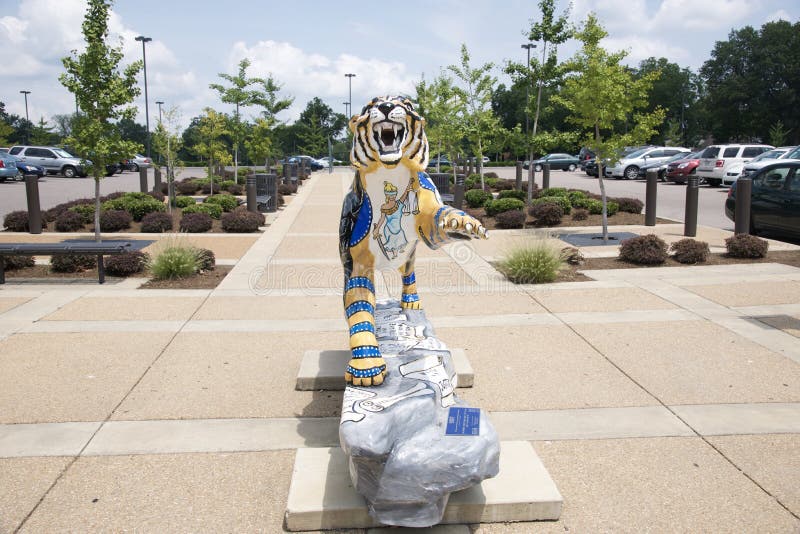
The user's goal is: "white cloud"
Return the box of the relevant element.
[764,9,792,23]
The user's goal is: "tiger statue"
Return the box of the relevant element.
[339,96,487,386]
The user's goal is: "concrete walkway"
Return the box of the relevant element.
[1,169,799,532]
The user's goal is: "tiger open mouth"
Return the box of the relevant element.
[373,121,406,156]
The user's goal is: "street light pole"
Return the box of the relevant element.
[520,43,536,201]
[343,102,350,118]
[345,73,356,119]
[20,90,31,144]
[155,100,164,124]
[135,35,153,157]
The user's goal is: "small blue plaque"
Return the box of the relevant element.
[445,407,480,436]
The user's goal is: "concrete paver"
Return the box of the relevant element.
[0,332,175,424]
[757,314,800,339]
[531,286,677,313]
[573,321,800,405]
[194,294,343,320]
[708,433,800,516]
[20,451,294,533]
[0,296,34,314]
[436,325,656,411]
[1,456,71,533]
[419,291,546,316]
[685,280,800,307]
[43,296,206,321]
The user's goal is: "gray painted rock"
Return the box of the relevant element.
[339,299,500,527]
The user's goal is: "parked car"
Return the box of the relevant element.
[524,153,580,171]
[123,154,152,172]
[8,145,90,178]
[0,147,9,153]
[286,155,323,171]
[427,155,450,168]
[725,160,800,238]
[740,145,800,181]
[722,147,792,186]
[11,155,46,179]
[0,152,19,182]
[583,158,598,177]
[605,146,690,180]
[636,151,692,181]
[318,156,342,166]
[696,144,773,187]
[665,150,704,184]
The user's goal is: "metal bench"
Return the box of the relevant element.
[0,241,133,284]
[427,173,465,207]
[255,173,278,212]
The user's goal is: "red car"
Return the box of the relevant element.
[665,150,703,184]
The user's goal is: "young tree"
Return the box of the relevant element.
[249,74,293,169]
[195,108,232,195]
[0,119,14,146]
[415,72,466,177]
[552,13,664,242]
[245,117,275,171]
[51,113,77,140]
[59,0,142,241]
[210,58,262,182]
[30,117,58,145]
[448,44,501,187]
[152,105,183,210]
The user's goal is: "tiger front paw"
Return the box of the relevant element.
[345,357,387,387]
[439,211,488,239]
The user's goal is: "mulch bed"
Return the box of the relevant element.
[465,207,674,230]
[4,265,233,289]
[31,211,231,234]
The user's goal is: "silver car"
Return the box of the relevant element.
[8,145,89,178]
[125,154,152,172]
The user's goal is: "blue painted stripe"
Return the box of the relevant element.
[345,277,375,293]
[352,345,381,358]
[401,293,420,303]
[349,321,375,336]
[349,192,373,246]
[347,364,386,379]
[402,273,416,285]
[418,171,436,191]
[346,300,374,318]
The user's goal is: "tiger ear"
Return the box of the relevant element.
[349,115,360,134]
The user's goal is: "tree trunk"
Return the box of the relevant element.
[595,124,609,243]
[436,140,442,173]
[234,146,239,185]
[208,158,214,196]
[478,139,485,190]
[94,177,101,242]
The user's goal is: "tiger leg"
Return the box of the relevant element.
[343,258,386,387]
[399,247,421,310]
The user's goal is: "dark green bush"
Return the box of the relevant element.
[140,212,173,233]
[105,251,149,276]
[725,233,768,258]
[221,209,262,232]
[177,180,199,195]
[497,190,526,201]
[148,190,166,202]
[529,202,564,226]
[51,254,96,272]
[619,234,668,264]
[4,211,30,232]
[220,180,237,191]
[227,183,243,195]
[179,212,213,233]
[532,195,571,214]
[195,248,215,271]
[484,171,499,179]
[615,197,644,214]
[571,208,589,221]
[4,255,34,270]
[159,182,169,195]
[172,196,195,208]
[99,210,132,232]
[182,203,222,219]
[55,211,85,232]
[495,209,526,229]
[69,204,95,224]
[465,189,493,208]
[233,205,265,225]
[491,179,513,191]
[279,183,298,196]
[671,239,710,264]
[484,198,525,216]
[204,194,239,212]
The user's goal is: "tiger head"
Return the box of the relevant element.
[349,96,428,171]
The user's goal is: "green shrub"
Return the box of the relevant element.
[725,233,768,258]
[140,212,174,233]
[484,198,525,217]
[220,180,236,191]
[529,202,564,226]
[227,183,243,195]
[567,190,588,205]
[221,209,263,232]
[465,189,493,208]
[572,208,589,221]
[671,239,710,264]
[619,234,668,265]
[532,195,571,214]
[495,209,526,229]
[497,190,526,201]
[606,201,619,216]
[204,194,239,212]
[491,179,513,191]
[102,192,165,221]
[195,248,215,271]
[484,177,499,188]
[615,197,644,214]
[51,254,96,273]
[540,187,568,197]
[4,211,30,232]
[150,246,199,279]
[172,196,195,209]
[179,212,213,233]
[69,203,96,224]
[105,251,149,276]
[279,183,297,196]
[55,211,85,232]
[497,240,564,283]
[4,255,34,270]
[585,199,603,214]
[99,210,132,232]
[182,203,222,219]
[177,180,199,195]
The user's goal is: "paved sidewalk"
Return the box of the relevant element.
[1,169,799,532]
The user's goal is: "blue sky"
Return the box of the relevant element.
[1,0,797,130]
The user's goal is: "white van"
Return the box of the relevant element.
[696,144,773,187]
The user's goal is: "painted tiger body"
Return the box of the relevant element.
[339,96,487,386]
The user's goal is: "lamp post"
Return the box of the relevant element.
[20,90,31,144]
[520,43,536,200]
[344,102,350,118]
[155,100,164,124]
[345,73,356,118]
[135,35,152,157]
